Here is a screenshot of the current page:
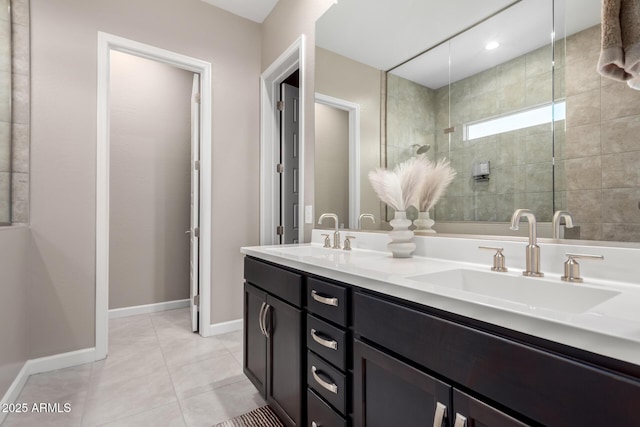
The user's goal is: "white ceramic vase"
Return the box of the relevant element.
[413,211,436,233]
[388,211,415,258]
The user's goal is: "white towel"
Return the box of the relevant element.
[598,0,640,83]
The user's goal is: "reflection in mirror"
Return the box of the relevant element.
[0,0,10,225]
[315,0,640,243]
[314,47,383,229]
[314,99,349,228]
[555,0,640,242]
[387,0,556,226]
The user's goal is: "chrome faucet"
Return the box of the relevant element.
[358,213,375,229]
[318,213,340,249]
[552,210,574,239]
[510,209,544,277]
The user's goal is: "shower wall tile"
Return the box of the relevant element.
[601,151,640,188]
[565,122,600,159]
[601,80,640,120]
[565,56,601,96]
[567,189,602,224]
[601,115,640,153]
[565,25,600,66]
[603,223,640,242]
[566,88,600,127]
[565,156,601,190]
[601,188,640,224]
[525,45,552,78]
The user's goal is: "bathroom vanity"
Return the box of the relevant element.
[242,232,640,426]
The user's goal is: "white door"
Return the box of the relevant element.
[190,73,200,332]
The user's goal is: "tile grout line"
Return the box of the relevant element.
[151,310,191,427]
[84,313,170,426]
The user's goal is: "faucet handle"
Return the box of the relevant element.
[321,234,331,248]
[478,246,508,272]
[561,253,604,283]
[344,236,356,251]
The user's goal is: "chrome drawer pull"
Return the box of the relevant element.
[311,366,338,394]
[311,328,338,350]
[311,290,338,307]
[433,402,447,427]
[454,413,467,427]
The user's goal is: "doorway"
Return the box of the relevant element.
[259,36,305,245]
[108,51,197,332]
[96,33,213,360]
[279,71,300,244]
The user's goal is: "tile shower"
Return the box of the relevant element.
[386,24,640,242]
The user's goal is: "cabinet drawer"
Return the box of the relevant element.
[245,257,302,307]
[308,350,347,416]
[354,291,640,426]
[307,389,346,427]
[306,278,348,326]
[307,314,348,372]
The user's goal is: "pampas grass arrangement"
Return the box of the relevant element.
[368,155,456,212]
[418,157,457,212]
[368,156,429,211]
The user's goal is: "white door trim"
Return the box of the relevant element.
[96,32,213,360]
[314,93,361,229]
[259,36,305,245]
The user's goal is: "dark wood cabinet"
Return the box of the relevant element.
[244,282,267,396]
[353,339,450,427]
[244,258,304,427]
[244,255,640,427]
[266,294,303,426]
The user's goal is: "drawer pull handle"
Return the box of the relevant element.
[454,413,467,427]
[311,328,338,350]
[311,423,319,427]
[311,366,338,394]
[433,402,447,427]
[311,290,339,307]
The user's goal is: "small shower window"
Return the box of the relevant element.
[464,101,566,141]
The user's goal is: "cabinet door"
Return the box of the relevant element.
[266,295,303,427]
[452,389,529,427]
[354,339,450,427]
[243,282,267,397]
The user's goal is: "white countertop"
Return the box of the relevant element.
[241,230,640,367]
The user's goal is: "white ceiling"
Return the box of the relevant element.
[316,0,601,89]
[200,0,279,23]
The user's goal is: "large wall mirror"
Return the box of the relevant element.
[315,0,640,244]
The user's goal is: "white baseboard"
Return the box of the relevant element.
[0,347,95,424]
[205,318,243,336]
[0,362,29,424]
[109,299,190,319]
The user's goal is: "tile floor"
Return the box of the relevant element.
[2,308,266,426]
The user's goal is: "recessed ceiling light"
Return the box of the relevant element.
[485,41,500,51]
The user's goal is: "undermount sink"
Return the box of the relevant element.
[406,269,620,314]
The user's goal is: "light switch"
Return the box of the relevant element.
[305,205,313,224]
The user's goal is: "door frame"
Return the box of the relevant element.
[314,93,361,229]
[96,32,213,360]
[260,36,305,245]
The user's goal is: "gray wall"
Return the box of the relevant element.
[315,47,382,228]
[109,52,192,310]
[29,0,261,358]
[262,0,337,241]
[0,226,29,398]
[315,103,349,225]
